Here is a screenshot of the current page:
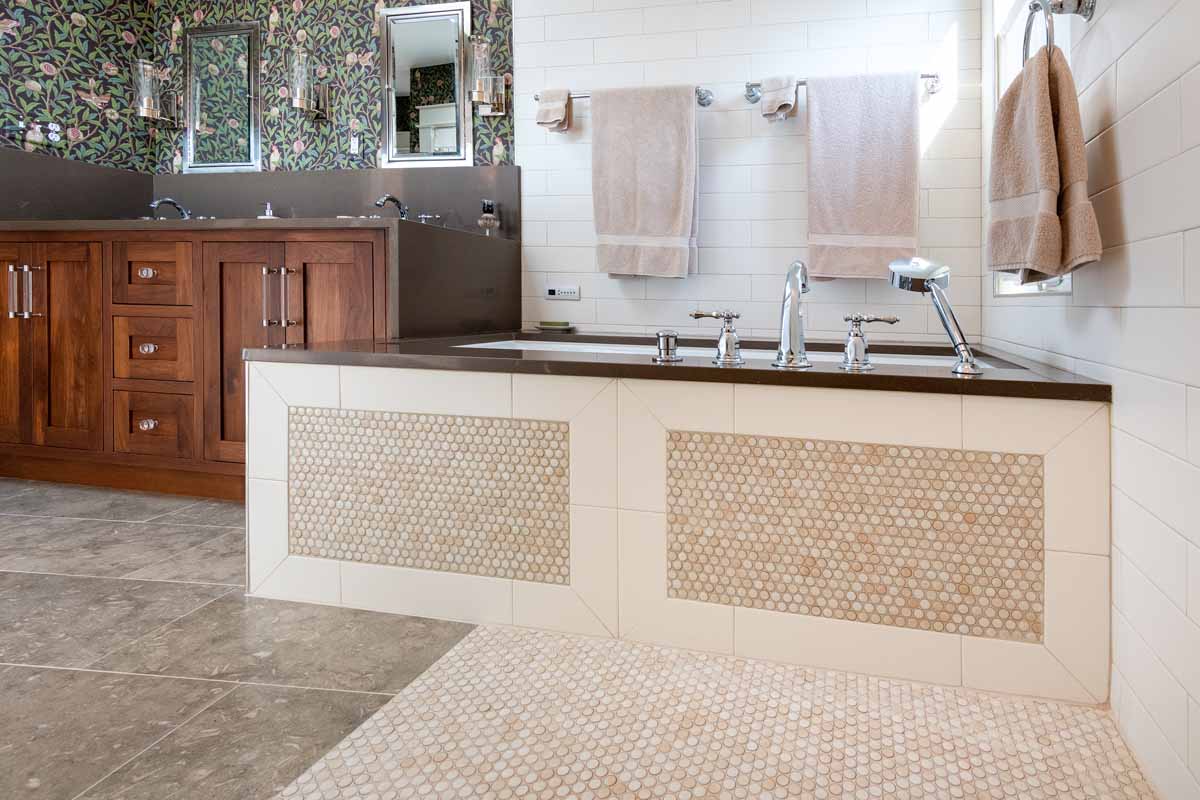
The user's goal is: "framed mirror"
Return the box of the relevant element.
[379,2,473,168]
[184,23,262,173]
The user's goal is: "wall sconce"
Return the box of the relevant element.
[132,58,182,128]
[468,35,505,117]
[287,45,331,121]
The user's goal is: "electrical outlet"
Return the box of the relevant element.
[349,133,360,155]
[545,284,581,301]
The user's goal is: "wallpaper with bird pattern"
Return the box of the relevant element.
[0,0,513,173]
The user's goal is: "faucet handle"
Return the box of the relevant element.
[690,309,740,322]
[844,314,899,326]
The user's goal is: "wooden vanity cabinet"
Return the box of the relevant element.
[0,241,103,450]
[0,227,387,499]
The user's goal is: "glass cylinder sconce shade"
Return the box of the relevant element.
[288,45,330,120]
[468,36,505,116]
[133,59,162,118]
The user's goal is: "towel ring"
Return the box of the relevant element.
[1023,0,1099,64]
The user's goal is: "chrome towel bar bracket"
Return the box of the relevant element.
[533,87,714,107]
[745,74,942,104]
[1023,0,1098,63]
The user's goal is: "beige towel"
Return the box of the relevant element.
[591,86,698,278]
[536,89,572,132]
[989,46,1101,283]
[760,75,797,121]
[807,73,920,279]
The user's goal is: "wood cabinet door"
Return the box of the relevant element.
[282,241,376,346]
[0,243,33,444]
[29,242,104,450]
[201,241,286,463]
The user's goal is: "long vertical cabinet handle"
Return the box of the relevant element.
[280,267,298,328]
[261,267,280,327]
[20,265,43,319]
[6,265,17,319]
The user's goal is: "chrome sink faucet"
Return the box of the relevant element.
[149,197,191,220]
[888,257,982,376]
[773,260,812,370]
[690,309,744,366]
[374,194,409,220]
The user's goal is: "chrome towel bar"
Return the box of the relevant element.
[745,74,941,104]
[533,87,715,107]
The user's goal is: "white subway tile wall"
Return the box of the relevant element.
[983,1,1200,797]
[513,0,984,341]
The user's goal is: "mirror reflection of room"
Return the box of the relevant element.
[388,16,460,158]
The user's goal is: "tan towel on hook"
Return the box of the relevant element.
[760,75,797,120]
[591,86,698,278]
[536,89,572,133]
[807,72,920,280]
[989,46,1102,283]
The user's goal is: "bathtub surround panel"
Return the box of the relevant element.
[279,625,1155,800]
[246,360,1110,703]
[983,0,1200,793]
[665,431,1046,643]
[288,406,571,584]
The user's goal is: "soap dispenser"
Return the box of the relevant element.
[477,200,500,237]
[258,202,277,220]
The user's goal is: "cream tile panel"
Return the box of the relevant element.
[340,561,514,626]
[253,555,341,606]
[512,374,612,421]
[513,581,611,638]
[734,607,962,686]
[246,366,288,481]
[252,362,340,408]
[340,367,512,417]
[1113,610,1190,761]
[1044,551,1110,703]
[963,396,1104,455]
[1044,407,1111,555]
[735,385,963,449]
[618,510,733,654]
[961,638,1094,704]
[616,381,666,513]
[618,379,734,433]
[570,505,618,634]
[569,382,618,508]
[247,478,288,593]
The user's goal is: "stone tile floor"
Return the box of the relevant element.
[0,478,1159,800]
[0,479,473,800]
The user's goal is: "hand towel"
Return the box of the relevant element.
[989,46,1101,283]
[536,89,572,133]
[807,73,920,279]
[760,75,797,121]
[591,86,698,278]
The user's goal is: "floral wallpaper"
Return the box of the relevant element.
[0,0,153,171]
[0,0,512,173]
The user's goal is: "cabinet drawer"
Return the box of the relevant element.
[114,316,195,382]
[112,242,193,306]
[114,391,195,459]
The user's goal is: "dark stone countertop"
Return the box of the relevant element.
[243,332,1111,402]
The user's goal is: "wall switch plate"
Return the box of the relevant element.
[545,284,581,301]
[349,134,360,155]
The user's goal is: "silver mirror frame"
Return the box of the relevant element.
[183,22,263,174]
[378,1,474,169]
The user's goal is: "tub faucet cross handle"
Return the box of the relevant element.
[690,309,744,367]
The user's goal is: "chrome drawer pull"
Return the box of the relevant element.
[261,266,279,327]
[6,265,17,319]
[137,266,158,280]
[138,342,159,355]
[280,267,298,328]
[137,418,159,432]
[20,265,43,319]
